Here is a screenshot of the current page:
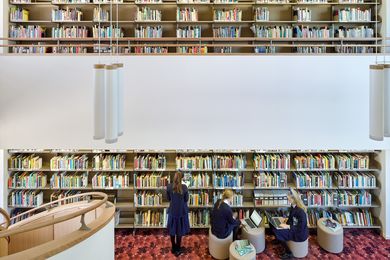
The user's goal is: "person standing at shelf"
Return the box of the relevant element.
[272,192,309,260]
[211,189,242,241]
[166,172,190,257]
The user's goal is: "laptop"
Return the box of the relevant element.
[265,211,287,230]
[242,210,262,229]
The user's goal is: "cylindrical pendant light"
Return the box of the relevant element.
[383,64,390,137]
[105,64,119,144]
[93,64,106,140]
[113,63,124,136]
[369,64,384,141]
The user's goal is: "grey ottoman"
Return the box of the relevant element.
[209,229,233,260]
[287,239,308,258]
[229,241,256,260]
[317,217,343,253]
[241,226,265,253]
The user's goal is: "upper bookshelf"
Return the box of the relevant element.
[5,0,382,54]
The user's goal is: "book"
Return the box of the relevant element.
[254,172,287,188]
[214,172,244,188]
[254,154,290,170]
[213,155,246,170]
[52,8,83,22]
[50,172,88,188]
[10,154,42,170]
[214,8,242,22]
[135,191,163,206]
[189,209,209,227]
[177,8,198,22]
[189,191,210,206]
[8,171,47,189]
[322,218,342,232]
[93,154,126,170]
[136,7,162,22]
[50,155,88,170]
[135,173,170,188]
[176,155,213,170]
[134,154,167,170]
[92,173,130,189]
[235,240,253,256]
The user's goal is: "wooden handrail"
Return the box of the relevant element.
[0,192,108,238]
[0,208,11,230]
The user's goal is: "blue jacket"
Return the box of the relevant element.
[286,206,309,242]
[211,199,241,239]
[166,183,189,217]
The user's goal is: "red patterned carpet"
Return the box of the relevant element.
[115,229,390,260]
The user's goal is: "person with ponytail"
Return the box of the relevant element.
[211,189,241,240]
[166,172,190,257]
[272,190,309,260]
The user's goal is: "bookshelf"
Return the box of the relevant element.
[6,149,383,230]
[5,0,382,54]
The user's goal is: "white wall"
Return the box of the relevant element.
[1,55,390,149]
[48,218,115,260]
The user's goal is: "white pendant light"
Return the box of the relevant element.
[114,63,124,136]
[369,64,384,141]
[105,64,119,144]
[93,64,106,140]
[384,64,390,137]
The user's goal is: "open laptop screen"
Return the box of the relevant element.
[250,210,262,227]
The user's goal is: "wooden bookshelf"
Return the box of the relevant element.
[5,0,382,54]
[6,149,383,230]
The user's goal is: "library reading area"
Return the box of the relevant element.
[1,1,390,260]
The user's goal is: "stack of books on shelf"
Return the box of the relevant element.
[93,7,110,22]
[135,26,163,38]
[136,0,162,3]
[294,172,332,188]
[254,172,287,188]
[189,209,209,227]
[338,190,372,206]
[8,172,47,189]
[177,8,199,22]
[92,173,130,188]
[134,154,167,169]
[213,191,243,206]
[189,191,210,206]
[135,191,163,206]
[295,46,327,54]
[213,26,241,38]
[10,154,42,170]
[299,190,338,207]
[251,25,293,38]
[254,191,289,206]
[93,25,123,38]
[334,209,374,226]
[52,26,89,38]
[215,47,232,54]
[335,45,373,53]
[335,172,376,188]
[297,0,328,3]
[183,172,210,188]
[135,173,170,188]
[10,7,29,22]
[93,154,126,170]
[54,0,91,3]
[294,154,336,170]
[255,7,270,22]
[50,172,89,188]
[10,25,45,38]
[214,8,242,22]
[93,0,124,3]
[293,8,312,22]
[52,8,83,22]
[176,155,213,170]
[177,26,201,38]
[256,0,290,3]
[53,46,88,53]
[214,0,238,3]
[136,7,162,21]
[293,26,331,39]
[213,172,244,188]
[213,155,246,170]
[336,154,370,170]
[134,46,168,53]
[335,26,374,39]
[50,155,89,170]
[9,190,44,207]
[334,8,371,22]
[254,46,275,53]
[254,154,290,170]
[12,45,47,54]
[135,209,167,227]
[234,209,250,220]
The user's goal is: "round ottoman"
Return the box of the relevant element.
[209,229,233,260]
[229,241,256,260]
[241,226,265,253]
[287,239,308,258]
[317,217,343,253]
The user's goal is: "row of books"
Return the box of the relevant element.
[136,7,162,21]
[213,172,244,188]
[134,208,167,227]
[50,155,89,170]
[50,190,86,205]
[300,190,372,206]
[10,7,29,22]
[296,46,327,53]
[254,191,289,206]
[234,209,251,220]
[214,8,242,22]
[213,191,243,206]
[92,154,126,170]
[135,25,163,38]
[254,172,288,188]
[178,46,208,54]
[334,8,371,22]
[213,155,247,169]
[307,209,374,227]
[10,25,46,38]
[335,172,376,188]
[50,172,89,188]
[92,26,124,38]
[134,191,163,206]
[176,156,213,170]
[293,8,312,22]
[294,154,336,169]
[183,172,211,188]
[189,191,210,206]
[335,45,374,53]
[177,26,201,38]
[93,7,110,22]
[255,7,270,22]
[92,173,130,188]
[134,155,167,170]
[9,190,44,207]
[52,8,83,22]
[294,172,332,188]
[337,154,370,170]
[189,209,210,227]
[52,26,89,38]
[253,154,290,170]
[177,8,198,22]
[134,173,170,188]
[134,46,168,53]
[9,154,42,170]
[8,172,47,189]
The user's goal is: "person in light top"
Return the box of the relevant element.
[211,189,242,240]
[272,191,309,260]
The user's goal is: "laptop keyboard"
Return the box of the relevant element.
[245,219,255,228]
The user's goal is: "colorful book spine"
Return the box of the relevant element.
[52,8,83,22]
[293,8,312,22]
[254,191,288,206]
[93,7,109,22]
[177,0,210,3]
[92,25,123,38]
[213,172,244,188]
[135,26,163,38]
[50,172,88,188]
[9,154,42,170]
[8,172,47,189]
[93,154,126,170]
[306,209,332,226]
[252,25,293,38]
[50,190,85,205]
[189,209,210,227]
[256,0,289,3]
[255,7,270,21]
[53,46,88,53]
[336,154,370,169]
[294,154,335,169]
[299,190,338,207]
[135,0,162,3]
[177,8,198,22]
[338,190,372,206]
[176,156,213,170]
[177,26,201,38]
[10,25,45,38]
[92,173,130,188]
[254,154,290,170]
[183,172,210,188]
[294,172,332,188]
[213,26,241,38]
[335,45,373,54]
[233,209,250,220]
[12,45,47,54]
[50,155,88,170]
[213,155,246,169]
[293,26,331,39]
[334,8,371,22]
[295,46,327,54]
[93,0,123,3]
[189,191,210,206]
[134,46,168,54]
[9,190,43,207]
[135,173,170,188]
[177,46,208,54]
[213,191,243,206]
[134,155,167,170]
[135,209,167,227]
[10,7,29,21]
[52,26,88,38]
[254,46,276,53]
[214,8,242,22]
[135,191,163,206]
[297,0,328,3]
[54,0,91,3]
[335,172,376,188]
[335,26,374,38]
[136,7,162,21]
[214,0,238,3]
[254,172,287,188]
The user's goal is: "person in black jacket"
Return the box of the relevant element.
[211,189,242,240]
[166,172,190,257]
[272,192,309,259]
